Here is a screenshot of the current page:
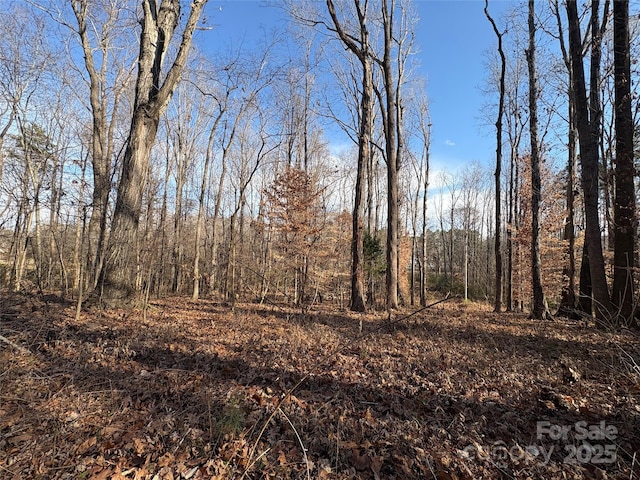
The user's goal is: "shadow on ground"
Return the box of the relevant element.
[1,294,638,479]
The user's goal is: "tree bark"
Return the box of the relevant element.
[71,0,123,289]
[484,0,505,313]
[325,0,369,312]
[98,113,158,301]
[97,0,207,304]
[506,145,515,311]
[577,242,593,314]
[526,0,548,320]
[420,115,430,307]
[557,97,580,318]
[552,0,579,318]
[378,0,404,310]
[612,0,636,324]
[566,0,612,320]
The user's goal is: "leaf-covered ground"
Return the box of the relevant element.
[1,293,639,479]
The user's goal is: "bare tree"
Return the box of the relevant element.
[484,0,506,313]
[70,0,133,289]
[224,118,273,308]
[208,46,274,297]
[7,123,57,291]
[566,0,612,320]
[611,0,636,324]
[374,0,414,310]
[0,5,49,214]
[192,66,232,301]
[526,0,550,320]
[504,56,528,313]
[96,0,207,304]
[551,0,579,318]
[0,6,56,292]
[325,0,371,312]
[417,95,430,307]
[162,85,208,294]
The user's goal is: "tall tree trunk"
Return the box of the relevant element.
[380,0,401,310]
[566,0,612,320]
[448,190,455,287]
[565,99,578,311]
[515,155,522,311]
[506,145,515,311]
[325,0,370,312]
[612,0,636,324]
[99,114,158,301]
[420,122,430,307]
[552,0,578,317]
[527,0,548,320]
[193,115,222,300]
[350,51,371,313]
[485,0,505,313]
[96,0,206,304]
[557,98,579,317]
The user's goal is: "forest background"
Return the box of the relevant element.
[1,0,640,323]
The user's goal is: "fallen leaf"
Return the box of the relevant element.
[76,436,97,455]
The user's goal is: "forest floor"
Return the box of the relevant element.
[1,293,639,480]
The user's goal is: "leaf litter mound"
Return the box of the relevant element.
[1,293,639,479]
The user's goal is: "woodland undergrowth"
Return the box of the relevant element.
[1,293,639,479]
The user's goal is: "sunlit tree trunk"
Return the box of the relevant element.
[71,0,131,289]
[526,0,548,320]
[325,0,370,312]
[97,0,207,304]
[420,116,430,307]
[380,0,401,310]
[99,112,159,301]
[485,0,505,312]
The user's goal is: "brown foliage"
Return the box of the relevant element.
[513,155,579,310]
[263,166,326,303]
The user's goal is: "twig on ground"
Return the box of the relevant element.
[0,332,31,355]
[278,407,312,480]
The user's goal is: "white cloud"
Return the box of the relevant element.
[445,139,456,146]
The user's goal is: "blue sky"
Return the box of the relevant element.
[200,0,516,174]
[415,1,515,172]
